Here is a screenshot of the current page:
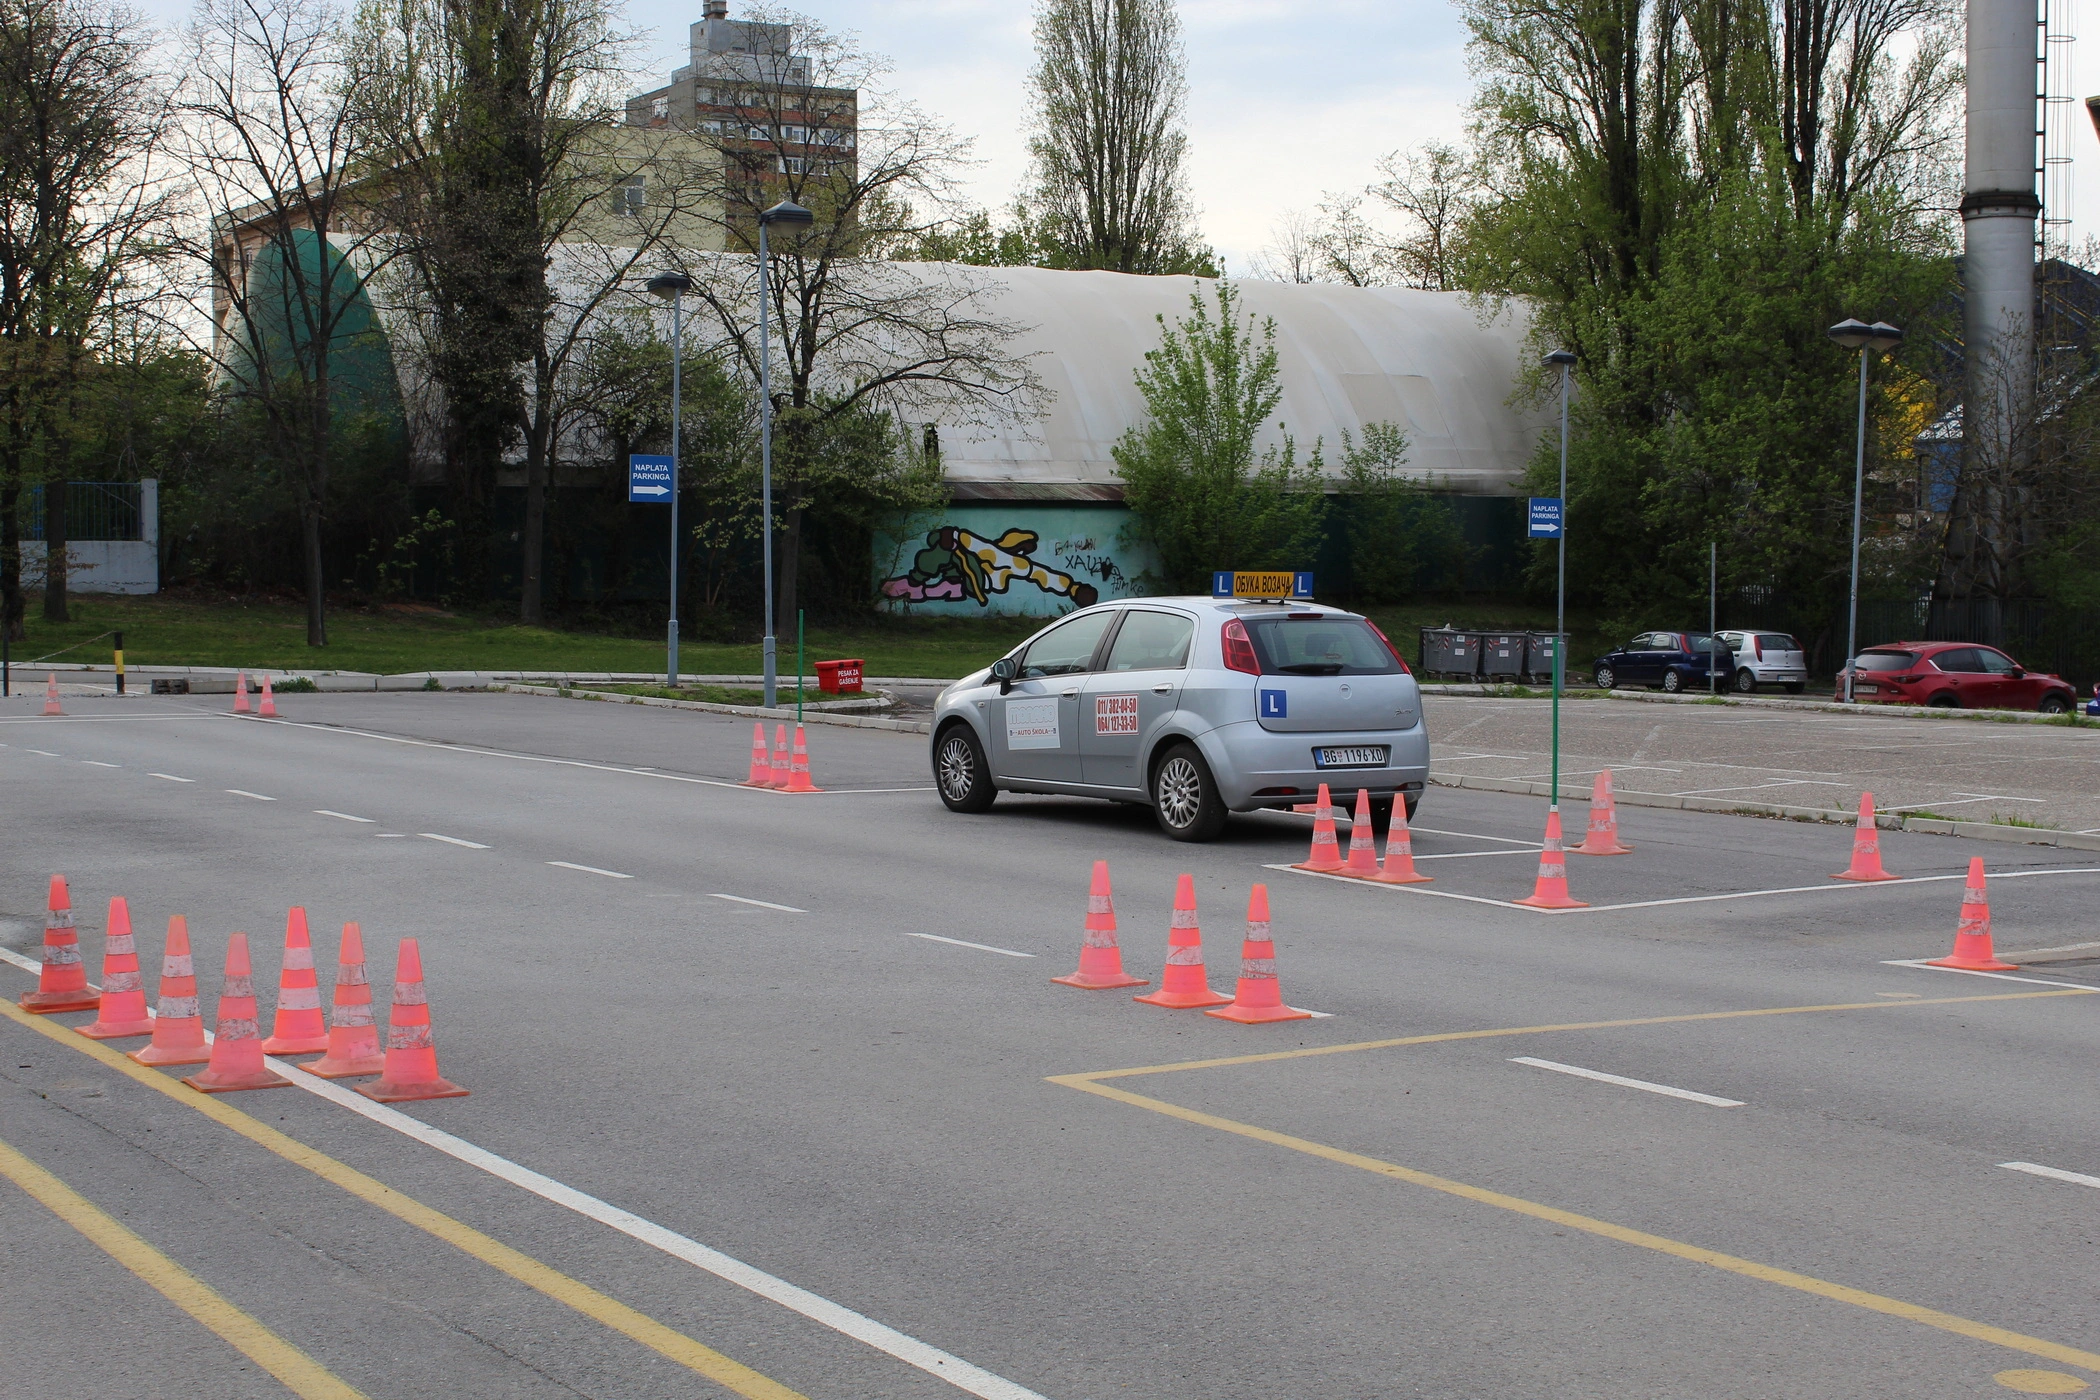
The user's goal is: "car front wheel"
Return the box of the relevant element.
[1926,692,1959,709]
[1593,665,1616,689]
[1661,669,1684,693]
[1734,668,1757,694]
[933,724,998,813]
[1151,743,1228,842]
[2040,694,2071,715]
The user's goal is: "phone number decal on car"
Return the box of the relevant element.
[1094,694,1139,735]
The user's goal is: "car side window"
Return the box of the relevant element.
[1017,610,1117,679]
[1975,649,2019,674]
[1102,610,1194,672]
[1930,648,1980,673]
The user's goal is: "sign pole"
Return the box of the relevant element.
[667,289,683,687]
[796,609,804,725]
[1551,356,1573,810]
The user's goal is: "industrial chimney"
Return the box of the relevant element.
[1962,0,2039,480]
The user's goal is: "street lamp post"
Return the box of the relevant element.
[756,199,813,709]
[646,271,694,687]
[1545,350,1576,809]
[1826,318,1904,703]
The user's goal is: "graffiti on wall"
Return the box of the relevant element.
[874,507,1153,616]
[882,525,1109,607]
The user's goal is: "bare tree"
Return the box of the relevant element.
[1021,0,1206,274]
[1367,142,1482,290]
[0,0,171,639]
[1246,209,1321,284]
[671,7,1040,625]
[173,0,399,646]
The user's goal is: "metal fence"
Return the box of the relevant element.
[23,482,144,542]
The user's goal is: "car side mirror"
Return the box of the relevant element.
[2009,668,2025,679]
[990,656,1018,693]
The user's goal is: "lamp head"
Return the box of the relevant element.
[1544,350,1576,368]
[646,271,693,300]
[1827,318,1873,349]
[759,200,814,227]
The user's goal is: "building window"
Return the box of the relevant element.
[613,175,645,217]
[780,155,808,174]
[650,96,669,121]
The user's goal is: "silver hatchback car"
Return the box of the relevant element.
[929,597,1430,841]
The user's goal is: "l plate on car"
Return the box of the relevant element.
[1314,746,1388,768]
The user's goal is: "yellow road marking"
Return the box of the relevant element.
[0,1135,368,1400]
[0,1000,808,1400]
[1079,988,2098,1080]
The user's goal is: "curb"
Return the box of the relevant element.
[1427,771,2100,853]
[1418,682,2098,729]
[21,662,955,696]
[490,683,934,735]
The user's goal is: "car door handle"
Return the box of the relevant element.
[1062,688,1079,698]
[1151,684,1173,693]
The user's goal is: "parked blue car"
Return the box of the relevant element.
[2086,684,2099,717]
[1591,631,1736,693]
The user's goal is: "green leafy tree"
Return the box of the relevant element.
[1336,422,1467,602]
[1114,279,1324,589]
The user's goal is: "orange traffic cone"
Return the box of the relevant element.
[41,673,62,715]
[743,722,774,787]
[768,723,791,787]
[1371,801,1432,884]
[21,875,98,1014]
[357,938,468,1102]
[258,674,277,718]
[1927,858,2017,971]
[130,916,209,1066]
[260,908,327,1055]
[301,922,384,1079]
[1135,875,1231,1009]
[1206,884,1312,1024]
[182,933,291,1093]
[77,897,152,1038]
[1293,783,1344,872]
[1513,808,1588,910]
[1832,793,1897,882]
[1572,769,1633,855]
[783,724,820,793]
[1052,860,1149,989]
[233,670,251,714]
[1341,789,1379,876]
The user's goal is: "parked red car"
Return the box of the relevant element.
[1839,641,2078,712]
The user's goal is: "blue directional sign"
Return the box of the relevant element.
[628,454,674,503]
[1527,497,1564,538]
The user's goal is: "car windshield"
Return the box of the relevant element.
[1852,650,1916,672]
[1242,615,1400,675]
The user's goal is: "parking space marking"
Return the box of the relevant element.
[81,760,120,768]
[150,773,193,782]
[0,1136,369,1400]
[315,810,375,823]
[1511,1056,1744,1106]
[1408,825,1543,847]
[418,833,488,849]
[0,959,1052,1400]
[1996,939,2100,959]
[901,932,1034,957]
[549,861,631,879]
[2001,1162,2100,1191]
[25,748,60,756]
[1881,959,2097,990]
[708,893,808,913]
[225,789,274,801]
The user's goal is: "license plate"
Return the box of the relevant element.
[1314,746,1388,768]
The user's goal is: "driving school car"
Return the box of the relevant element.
[928,595,1429,841]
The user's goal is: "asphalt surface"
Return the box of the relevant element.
[1428,694,2100,833]
[3,690,2100,1400]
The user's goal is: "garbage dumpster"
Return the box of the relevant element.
[815,659,864,694]
[1525,632,1569,684]
[1418,627,1480,680]
[1481,633,1526,680]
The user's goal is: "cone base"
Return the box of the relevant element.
[743,777,779,789]
[1831,868,1899,883]
[19,989,100,1014]
[129,1040,210,1067]
[1342,860,1380,878]
[1370,868,1434,885]
[76,1018,154,1040]
[1291,860,1345,873]
[1051,971,1149,989]
[1134,985,1232,1009]
[1926,954,2017,972]
[1205,1001,1313,1023]
[781,783,824,794]
[1513,891,1589,909]
[181,1067,292,1093]
[1572,841,1633,856]
[357,1075,469,1103]
[298,1053,386,1079]
[261,1033,329,1055]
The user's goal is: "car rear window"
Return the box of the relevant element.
[1852,650,1916,671]
[1757,634,1800,651]
[1243,615,1401,675]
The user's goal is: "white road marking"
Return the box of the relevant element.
[315,810,375,823]
[1411,849,1543,861]
[1408,825,1543,847]
[225,789,274,801]
[1512,1056,1744,1107]
[708,893,807,913]
[0,947,1049,1400]
[25,749,59,756]
[549,860,631,879]
[376,833,407,838]
[1883,794,2047,813]
[81,760,120,768]
[149,772,193,783]
[2001,1161,2100,1190]
[1880,958,2098,990]
[1996,939,2100,959]
[419,832,488,849]
[901,931,1032,957]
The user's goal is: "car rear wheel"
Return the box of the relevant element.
[2040,694,2071,715]
[1152,743,1228,842]
[933,724,997,813]
[1926,692,1959,709]
[1593,665,1615,689]
[1661,669,1684,693]
[1733,668,1757,694]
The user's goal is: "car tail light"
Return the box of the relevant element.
[1221,618,1259,675]
[1364,619,1411,673]
[1752,637,1763,659]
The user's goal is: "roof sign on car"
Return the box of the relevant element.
[1212,570,1314,600]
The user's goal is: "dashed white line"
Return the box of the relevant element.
[81,760,120,768]
[549,860,632,879]
[419,832,489,849]
[900,931,1032,957]
[225,789,274,801]
[1512,1056,1745,1107]
[376,833,407,838]
[25,749,59,757]
[708,892,807,913]
[315,810,375,823]
[2002,1161,2100,1190]
[149,773,193,782]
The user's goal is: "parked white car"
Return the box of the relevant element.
[1714,630,1808,694]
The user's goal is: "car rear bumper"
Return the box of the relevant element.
[1206,719,1431,811]
[1747,667,1807,682]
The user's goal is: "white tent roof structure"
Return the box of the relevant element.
[914,264,1547,499]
